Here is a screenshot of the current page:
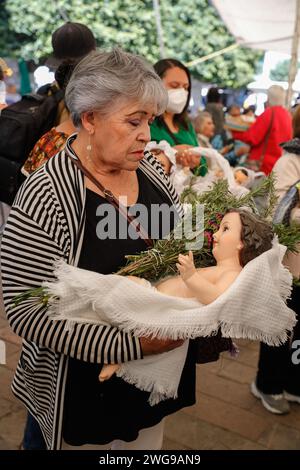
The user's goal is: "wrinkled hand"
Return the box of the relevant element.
[140,336,184,356]
[176,251,197,282]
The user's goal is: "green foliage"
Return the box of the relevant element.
[117,175,300,281]
[2,0,262,88]
[270,59,300,82]
[0,0,25,57]
[159,0,262,87]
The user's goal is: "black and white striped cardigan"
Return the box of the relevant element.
[1,137,183,450]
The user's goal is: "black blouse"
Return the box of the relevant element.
[63,168,196,445]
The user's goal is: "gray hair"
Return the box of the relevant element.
[267,85,286,107]
[65,48,168,127]
[194,111,212,133]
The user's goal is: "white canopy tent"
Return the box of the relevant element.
[211,0,297,53]
[211,0,300,105]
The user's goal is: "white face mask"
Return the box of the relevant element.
[166,88,188,114]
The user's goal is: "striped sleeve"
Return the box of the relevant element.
[1,177,142,365]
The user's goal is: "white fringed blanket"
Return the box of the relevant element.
[45,239,296,405]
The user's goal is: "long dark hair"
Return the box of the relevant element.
[154,58,191,131]
[55,59,78,91]
[54,59,79,112]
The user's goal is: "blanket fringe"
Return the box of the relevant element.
[278,263,293,302]
[219,322,291,346]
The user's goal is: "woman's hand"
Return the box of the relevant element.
[175,145,200,168]
[176,251,197,282]
[140,336,184,356]
[220,144,233,155]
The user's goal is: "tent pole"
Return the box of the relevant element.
[153,0,165,58]
[286,0,300,107]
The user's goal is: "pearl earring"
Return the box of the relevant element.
[87,133,92,163]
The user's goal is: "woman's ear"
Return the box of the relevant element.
[81,111,96,135]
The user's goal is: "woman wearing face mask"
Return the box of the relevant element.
[151,59,208,175]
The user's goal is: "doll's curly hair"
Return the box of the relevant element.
[226,209,274,267]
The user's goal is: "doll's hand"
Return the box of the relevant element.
[176,251,197,282]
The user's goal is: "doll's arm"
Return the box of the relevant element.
[176,252,239,304]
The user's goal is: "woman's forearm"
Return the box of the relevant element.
[1,207,142,365]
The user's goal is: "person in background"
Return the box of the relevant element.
[242,105,256,123]
[251,104,300,414]
[21,22,97,176]
[225,105,255,139]
[205,87,225,136]
[193,111,215,148]
[233,85,292,174]
[22,60,77,175]
[193,110,249,167]
[228,104,241,118]
[150,58,208,176]
[0,65,7,111]
[40,21,97,125]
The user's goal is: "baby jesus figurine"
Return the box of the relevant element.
[99,209,274,381]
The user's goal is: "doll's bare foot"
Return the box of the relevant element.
[98,364,120,382]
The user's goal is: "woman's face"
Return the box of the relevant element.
[212,212,243,262]
[90,100,156,171]
[162,66,189,92]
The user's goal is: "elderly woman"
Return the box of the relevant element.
[194,111,215,148]
[1,49,197,450]
[233,85,292,174]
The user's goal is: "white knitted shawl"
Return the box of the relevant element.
[46,239,296,405]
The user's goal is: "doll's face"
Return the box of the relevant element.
[212,212,243,263]
[234,170,248,185]
[215,168,224,179]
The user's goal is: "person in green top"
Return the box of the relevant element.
[151,58,208,176]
